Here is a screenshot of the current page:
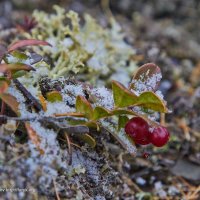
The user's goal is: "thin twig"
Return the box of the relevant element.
[64,132,72,165]
[53,179,61,200]
[13,79,43,111]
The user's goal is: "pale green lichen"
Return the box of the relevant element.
[23,5,137,85]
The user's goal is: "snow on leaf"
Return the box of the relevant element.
[112,80,138,108]
[130,63,162,92]
[76,95,93,119]
[8,39,52,52]
[102,121,136,156]
[133,63,161,81]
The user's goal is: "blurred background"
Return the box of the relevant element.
[0,0,200,199]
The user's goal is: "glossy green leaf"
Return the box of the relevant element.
[137,91,167,112]
[93,106,110,120]
[112,80,138,108]
[118,115,129,131]
[46,91,63,102]
[76,95,93,119]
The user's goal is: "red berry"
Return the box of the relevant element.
[148,126,170,147]
[134,137,151,145]
[125,117,150,145]
[143,152,150,159]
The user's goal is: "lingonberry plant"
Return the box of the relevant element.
[125,117,150,145]
[125,117,170,147]
[0,39,170,156]
[148,126,170,147]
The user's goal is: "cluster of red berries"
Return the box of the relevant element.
[125,117,170,147]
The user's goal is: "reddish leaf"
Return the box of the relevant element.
[0,81,9,94]
[25,123,44,155]
[133,63,161,80]
[130,63,161,91]
[8,39,52,52]
[0,63,35,75]
[0,93,19,115]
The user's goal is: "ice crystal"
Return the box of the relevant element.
[90,87,114,110]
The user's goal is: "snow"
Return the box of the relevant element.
[90,87,114,110]
[61,38,74,48]
[136,177,146,186]
[154,181,167,198]
[44,101,75,116]
[61,83,85,106]
[131,72,162,95]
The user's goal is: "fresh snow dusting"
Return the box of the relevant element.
[7,85,37,118]
[44,101,75,116]
[101,120,137,155]
[61,83,85,105]
[90,87,114,110]
[131,73,162,95]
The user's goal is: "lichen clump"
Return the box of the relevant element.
[24,5,137,85]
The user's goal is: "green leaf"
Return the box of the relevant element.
[111,108,159,127]
[85,121,100,131]
[46,91,63,102]
[76,95,93,119]
[137,91,167,112]
[112,80,138,108]
[93,106,110,120]
[111,109,137,116]
[0,81,8,94]
[12,70,27,79]
[78,133,96,148]
[0,93,20,115]
[118,115,129,131]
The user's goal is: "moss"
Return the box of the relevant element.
[23,5,137,85]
